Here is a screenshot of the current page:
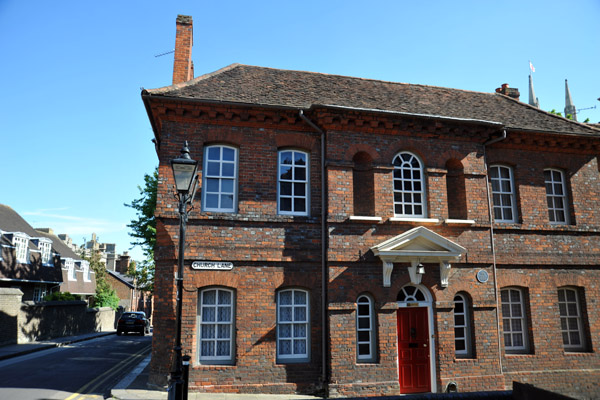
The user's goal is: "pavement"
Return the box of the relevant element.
[1,333,511,400]
[0,331,322,400]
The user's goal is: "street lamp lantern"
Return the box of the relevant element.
[168,141,198,400]
[171,141,199,193]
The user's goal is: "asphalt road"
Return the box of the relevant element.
[0,333,152,400]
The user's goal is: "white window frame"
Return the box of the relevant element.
[38,239,53,266]
[277,288,310,362]
[489,165,517,223]
[544,169,569,225]
[558,287,586,351]
[202,145,238,213]
[81,261,91,282]
[12,233,29,263]
[33,285,47,302]
[198,288,235,364]
[278,150,309,216]
[392,152,426,217]
[356,294,376,362]
[453,294,472,357]
[64,258,76,281]
[501,288,528,352]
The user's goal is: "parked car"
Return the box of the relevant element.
[117,311,150,336]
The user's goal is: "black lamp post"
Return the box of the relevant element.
[169,141,198,400]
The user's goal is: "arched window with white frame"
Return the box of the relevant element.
[277,288,309,362]
[453,293,473,358]
[489,165,517,223]
[558,287,588,351]
[544,169,569,224]
[278,150,309,216]
[202,145,238,213]
[392,152,426,217]
[356,294,376,362]
[198,287,235,364]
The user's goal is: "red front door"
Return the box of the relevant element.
[397,307,431,394]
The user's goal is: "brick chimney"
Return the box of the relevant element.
[173,15,194,84]
[495,83,520,100]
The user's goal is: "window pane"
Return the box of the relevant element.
[206,178,219,192]
[221,179,234,193]
[294,291,306,304]
[279,339,291,355]
[280,151,292,164]
[294,182,306,196]
[294,198,306,212]
[280,166,292,180]
[456,339,466,351]
[280,182,292,196]
[217,306,231,322]
[217,324,230,339]
[358,330,370,342]
[358,318,370,329]
[203,290,216,305]
[293,324,306,338]
[295,167,306,181]
[358,304,370,315]
[294,307,306,322]
[455,315,465,326]
[280,306,292,321]
[217,341,230,356]
[280,198,291,211]
[218,290,231,305]
[222,147,235,161]
[208,147,220,160]
[358,343,371,355]
[295,152,306,164]
[293,339,306,354]
[202,307,215,322]
[279,324,291,338]
[222,163,235,177]
[207,162,220,176]
[205,194,219,209]
[201,341,215,356]
[221,194,234,209]
[201,325,215,339]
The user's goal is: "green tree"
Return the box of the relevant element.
[125,167,157,292]
[82,250,120,310]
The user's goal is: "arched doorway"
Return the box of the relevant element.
[396,284,436,394]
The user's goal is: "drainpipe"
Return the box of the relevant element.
[298,110,329,392]
[483,129,507,376]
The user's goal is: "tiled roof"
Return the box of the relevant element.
[145,64,600,136]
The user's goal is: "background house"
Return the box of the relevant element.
[0,204,96,302]
[142,15,600,398]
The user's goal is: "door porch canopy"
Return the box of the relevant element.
[370,226,466,288]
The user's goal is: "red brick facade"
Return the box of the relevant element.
[142,16,600,399]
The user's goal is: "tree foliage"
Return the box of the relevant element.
[43,291,79,302]
[125,167,157,292]
[81,250,120,310]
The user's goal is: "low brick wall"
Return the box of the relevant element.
[18,301,115,343]
[0,288,23,346]
[0,288,115,345]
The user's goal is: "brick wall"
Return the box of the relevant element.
[148,99,600,398]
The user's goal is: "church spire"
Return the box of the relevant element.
[528,74,540,108]
[564,79,577,121]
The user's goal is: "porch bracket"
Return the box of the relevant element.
[382,261,393,287]
[439,261,451,288]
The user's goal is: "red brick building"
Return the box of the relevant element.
[142,15,600,398]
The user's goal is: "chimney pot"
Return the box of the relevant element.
[496,83,520,101]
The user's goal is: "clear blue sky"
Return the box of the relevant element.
[1,0,598,262]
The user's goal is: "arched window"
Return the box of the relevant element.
[277,288,310,362]
[544,169,569,224]
[489,165,517,223]
[202,145,238,213]
[500,287,529,353]
[198,287,235,364]
[278,150,309,216]
[558,287,587,351]
[454,293,472,357]
[356,294,376,362]
[397,285,427,302]
[393,152,426,217]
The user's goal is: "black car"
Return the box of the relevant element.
[117,311,150,336]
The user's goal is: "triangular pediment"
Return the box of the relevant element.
[371,226,465,262]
